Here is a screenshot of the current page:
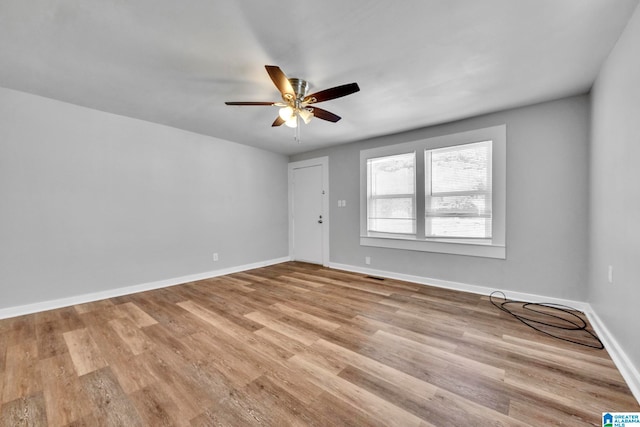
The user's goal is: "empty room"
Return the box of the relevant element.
[1,1,640,425]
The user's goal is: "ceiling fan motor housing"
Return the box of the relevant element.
[287,78,309,101]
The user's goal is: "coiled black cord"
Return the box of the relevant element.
[489,291,604,349]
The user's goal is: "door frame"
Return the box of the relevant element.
[288,157,330,267]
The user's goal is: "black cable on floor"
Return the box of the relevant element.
[489,291,604,350]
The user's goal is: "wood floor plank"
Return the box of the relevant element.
[0,392,48,427]
[288,354,424,427]
[2,315,36,347]
[73,299,114,315]
[271,302,342,332]
[253,327,308,356]
[2,339,40,403]
[191,378,312,427]
[62,329,107,376]
[115,302,158,328]
[508,398,595,427]
[108,317,153,355]
[308,390,405,427]
[373,329,505,381]
[178,302,295,366]
[0,331,7,373]
[353,314,459,351]
[244,310,320,346]
[243,374,325,426]
[79,313,158,394]
[39,353,93,426]
[0,261,637,426]
[130,385,189,427]
[337,364,440,425]
[291,272,393,297]
[137,351,210,421]
[183,331,265,388]
[36,320,69,359]
[79,367,143,426]
[313,338,439,399]
[175,285,264,331]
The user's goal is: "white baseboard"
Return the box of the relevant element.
[329,261,639,404]
[329,262,589,311]
[585,309,640,403]
[0,256,290,320]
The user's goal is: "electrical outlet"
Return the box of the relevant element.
[365,256,371,265]
[213,253,219,262]
[342,199,347,207]
[608,265,613,283]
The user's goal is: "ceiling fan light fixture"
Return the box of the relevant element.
[285,115,298,128]
[298,108,313,124]
[278,106,294,121]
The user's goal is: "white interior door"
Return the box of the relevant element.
[291,163,325,264]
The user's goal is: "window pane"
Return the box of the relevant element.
[426,141,492,239]
[369,218,416,234]
[369,153,415,196]
[429,217,492,238]
[367,152,416,234]
[431,142,490,193]
[368,198,415,233]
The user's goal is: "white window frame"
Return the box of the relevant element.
[366,152,417,236]
[424,141,493,239]
[359,125,506,259]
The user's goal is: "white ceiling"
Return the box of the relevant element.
[1,1,638,155]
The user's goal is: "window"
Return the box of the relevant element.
[425,141,492,239]
[360,125,506,259]
[367,152,416,234]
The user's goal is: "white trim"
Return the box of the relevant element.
[0,256,290,320]
[328,262,588,310]
[288,157,330,267]
[329,261,640,404]
[360,236,506,259]
[359,124,506,259]
[586,309,640,403]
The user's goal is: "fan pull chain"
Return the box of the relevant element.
[294,116,301,143]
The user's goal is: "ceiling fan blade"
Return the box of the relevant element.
[225,101,275,106]
[310,107,341,123]
[272,116,285,127]
[303,82,360,104]
[265,65,295,99]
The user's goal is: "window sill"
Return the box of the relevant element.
[360,235,506,259]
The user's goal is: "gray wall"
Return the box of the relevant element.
[0,87,289,309]
[291,95,590,301]
[589,5,640,372]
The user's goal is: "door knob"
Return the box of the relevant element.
[318,215,323,224]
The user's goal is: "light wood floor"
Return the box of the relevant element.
[0,262,638,426]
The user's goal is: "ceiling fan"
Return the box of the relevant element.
[225,65,360,132]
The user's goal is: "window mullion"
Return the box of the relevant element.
[416,150,426,238]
